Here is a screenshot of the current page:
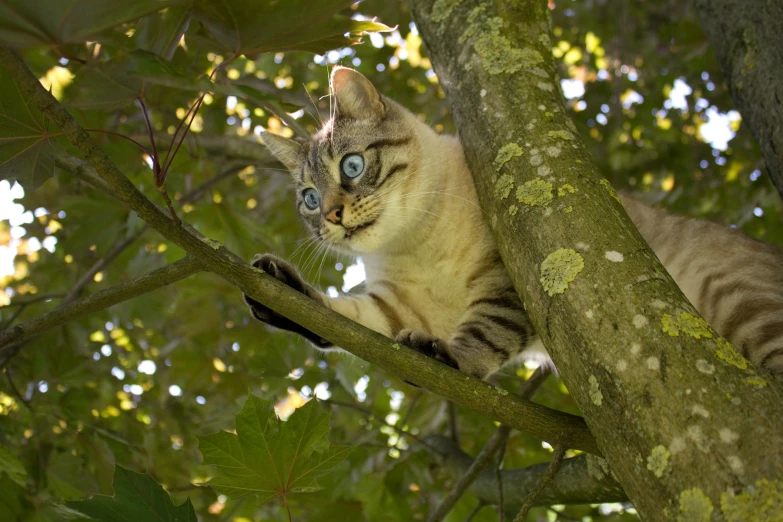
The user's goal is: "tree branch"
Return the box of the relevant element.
[426,436,627,509]
[0,257,202,349]
[512,445,567,521]
[0,46,600,455]
[427,368,551,522]
[694,0,783,200]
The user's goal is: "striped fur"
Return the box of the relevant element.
[249,66,783,378]
[621,194,783,372]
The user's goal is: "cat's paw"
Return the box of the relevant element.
[244,254,331,348]
[395,329,459,370]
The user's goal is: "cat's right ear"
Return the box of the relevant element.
[261,133,305,172]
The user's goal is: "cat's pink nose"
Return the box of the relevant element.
[324,205,343,224]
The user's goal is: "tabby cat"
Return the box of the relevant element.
[244,66,783,377]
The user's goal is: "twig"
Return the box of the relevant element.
[464,500,486,522]
[512,445,567,522]
[495,432,509,522]
[2,293,65,307]
[326,399,441,454]
[427,368,551,522]
[63,233,144,303]
[3,369,32,412]
[447,401,459,444]
[0,257,202,351]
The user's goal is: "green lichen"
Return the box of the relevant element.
[646,445,670,478]
[715,337,748,370]
[508,204,519,216]
[496,387,509,396]
[661,312,713,339]
[585,454,611,481]
[540,248,584,296]
[431,0,464,22]
[201,238,223,250]
[516,179,553,207]
[544,111,554,121]
[677,488,714,522]
[459,9,543,75]
[494,143,525,171]
[392,343,401,350]
[538,33,551,48]
[588,375,603,406]
[564,205,574,214]
[557,184,576,197]
[720,479,783,522]
[494,173,515,199]
[547,130,573,140]
[599,178,620,203]
[743,376,767,387]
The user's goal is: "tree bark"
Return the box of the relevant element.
[694,0,783,201]
[426,436,627,508]
[408,0,783,519]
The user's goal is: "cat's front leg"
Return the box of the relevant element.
[397,289,536,380]
[243,254,332,348]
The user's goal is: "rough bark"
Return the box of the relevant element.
[694,0,783,201]
[0,47,599,456]
[408,0,783,520]
[427,436,627,508]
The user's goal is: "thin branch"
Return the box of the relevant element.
[0,46,601,455]
[326,399,441,454]
[495,431,509,522]
[2,293,65,307]
[84,128,151,155]
[0,257,202,351]
[427,368,550,522]
[447,401,459,444]
[63,232,145,303]
[464,501,486,522]
[260,99,311,139]
[512,445,567,522]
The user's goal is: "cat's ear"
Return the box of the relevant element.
[330,66,385,120]
[261,133,306,172]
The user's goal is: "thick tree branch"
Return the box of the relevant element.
[408,0,783,518]
[694,0,783,200]
[0,46,601,455]
[426,436,626,508]
[0,257,202,349]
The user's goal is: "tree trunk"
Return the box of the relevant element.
[408,0,783,520]
[694,0,783,201]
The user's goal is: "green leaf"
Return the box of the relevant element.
[198,394,352,506]
[135,6,193,60]
[0,444,27,487]
[66,466,196,522]
[0,0,186,47]
[193,0,392,57]
[66,50,200,110]
[47,452,98,501]
[0,65,60,189]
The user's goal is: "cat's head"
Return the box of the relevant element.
[261,67,433,255]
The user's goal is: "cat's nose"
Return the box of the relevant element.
[324,205,344,224]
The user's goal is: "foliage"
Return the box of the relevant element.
[0,0,779,521]
[67,466,196,522]
[199,394,352,508]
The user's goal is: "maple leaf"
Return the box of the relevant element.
[66,466,196,522]
[198,394,352,507]
[0,65,61,190]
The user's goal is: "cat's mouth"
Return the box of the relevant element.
[344,219,376,239]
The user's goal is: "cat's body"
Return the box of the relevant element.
[245,66,783,377]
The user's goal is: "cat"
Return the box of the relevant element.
[244,66,783,378]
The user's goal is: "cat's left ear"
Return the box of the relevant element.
[330,66,385,120]
[262,132,307,172]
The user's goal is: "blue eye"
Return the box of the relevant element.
[302,188,320,210]
[341,154,365,179]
